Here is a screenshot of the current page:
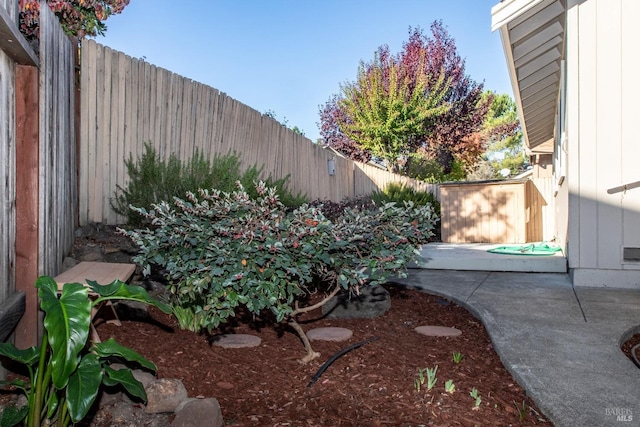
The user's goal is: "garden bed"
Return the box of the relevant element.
[96,284,553,426]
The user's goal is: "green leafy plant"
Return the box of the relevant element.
[444,379,455,394]
[0,276,172,427]
[371,182,440,239]
[371,182,438,207]
[414,366,438,392]
[470,387,482,410]
[121,181,436,362]
[111,143,306,226]
[514,400,528,421]
[19,0,129,39]
[452,351,463,364]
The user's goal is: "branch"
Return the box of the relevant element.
[290,283,341,317]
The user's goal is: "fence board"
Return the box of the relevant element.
[0,27,17,311]
[79,40,437,225]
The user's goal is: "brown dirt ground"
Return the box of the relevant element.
[95,284,554,426]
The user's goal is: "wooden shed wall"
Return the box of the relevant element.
[440,181,528,244]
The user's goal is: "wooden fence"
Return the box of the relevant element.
[439,177,554,244]
[0,1,77,355]
[79,40,437,225]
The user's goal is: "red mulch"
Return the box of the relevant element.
[95,285,554,426]
[622,333,640,369]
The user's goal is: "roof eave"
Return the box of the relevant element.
[491,0,565,152]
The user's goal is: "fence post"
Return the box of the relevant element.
[15,64,40,348]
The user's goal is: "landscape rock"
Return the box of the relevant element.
[62,256,78,271]
[132,368,157,389]
[115,300,150,321]
[75,245,104,262]
[104,400,171,427]
[144,378,188,414]
[307,327,353,342]
[322,284,391,319]
[414,325,462,337]
[172,398,224,427]
[209,333,262,348]
[98,388,127,407]
[108,364,157,389]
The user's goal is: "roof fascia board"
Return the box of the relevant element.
[491,0,545,31]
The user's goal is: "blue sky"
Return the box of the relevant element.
[98,1,511,142]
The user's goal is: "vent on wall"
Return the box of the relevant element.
[623,247,640,262]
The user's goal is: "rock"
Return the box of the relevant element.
[322,284,391,319]
[414,326,462,337]
[172,398,224,427]
[144,378,188,414]
[62,256,78,271]
[75,223,98,238]
[307,327,353,342]
[75,245,104,262]
[115,300,149,321]
[106,364,156,399]
[98,388,127,407]
[209,334,261,348]
[105,250,134,264]
[106,400,171,427]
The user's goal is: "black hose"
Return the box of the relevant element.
[631,344,640,369]
[307,336,379,388]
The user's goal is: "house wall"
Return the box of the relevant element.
[565,0,640,287]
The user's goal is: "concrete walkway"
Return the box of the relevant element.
[393,269,640,427]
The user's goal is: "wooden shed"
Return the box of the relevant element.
[439,178,549,244]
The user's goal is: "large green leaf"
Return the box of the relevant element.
[0,405,28,427]
[103,366,147,402]
[0,344,40,365]
[37,276,92,390]
[86,279,172,313]
[66,354,102,423]
[92,338,156,371]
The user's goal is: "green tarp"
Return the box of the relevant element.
[487,243,563,256]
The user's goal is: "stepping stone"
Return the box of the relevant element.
[307,327,353,342]
[414,326,462,337]
[209,334,261,348]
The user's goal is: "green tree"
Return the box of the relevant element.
[478,91,523,178]
[19,0,129,39]
[337,53,450,172]
[320,22,491,176]
[263,110,306,136]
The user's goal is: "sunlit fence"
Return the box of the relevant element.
[79,39,437,225]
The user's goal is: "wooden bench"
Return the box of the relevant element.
[0,291,26,343]
[54,261,136,342]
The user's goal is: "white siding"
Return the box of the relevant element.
[620,0,640,261]
[566,0,640,286]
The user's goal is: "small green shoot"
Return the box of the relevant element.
[452,351,463,364]
[444,379,455,394]
[470,387,482,409]
[414,366,438,392]
[514,400,528,420]
[425,366,438,390]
